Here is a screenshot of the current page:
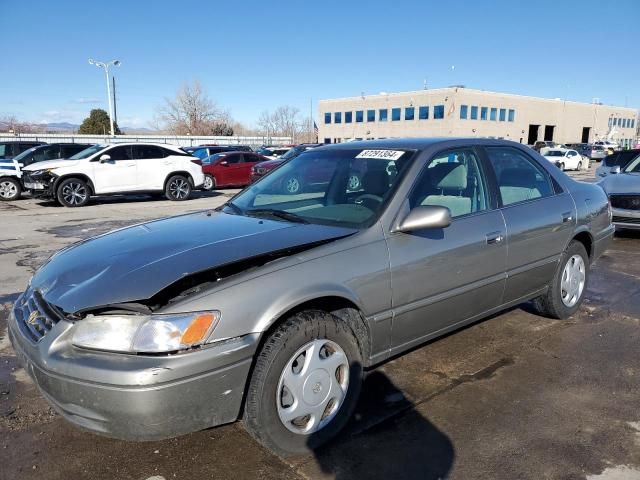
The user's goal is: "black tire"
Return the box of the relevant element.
[577,161,583,171]
[56,177,90,207]
[532,240,589,319]
[244,310,363,457]
[0,177,22,201]
[558,162,565,171]
[282,175,302,195]
[165,175,192,201]
[203,174,216,191]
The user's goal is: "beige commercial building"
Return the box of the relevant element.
[318,87,638,147]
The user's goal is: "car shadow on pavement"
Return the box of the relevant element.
[306,370,454,480]
[32,190,230,208]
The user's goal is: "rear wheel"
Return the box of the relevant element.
[532,240,589,319]
[244,310,363,457]
[56,178,90,207]
[558,162,565,171]
[165,175,192,201]
[0,177,21,201]
[577,161,583,171]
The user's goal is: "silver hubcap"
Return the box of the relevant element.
[348,175,360,190]
[0,180,18,199]
[561,254,586,307]
[276,339,349,435]
[62,182,87,205]
[285,177,300,193]
[170,178,189,199]
[204,176,214,190]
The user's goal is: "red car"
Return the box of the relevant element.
[202,151,269,190]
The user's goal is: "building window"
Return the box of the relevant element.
[367,109,375,122]
[490,108,497,121]
[405,107,415,120]
[470,106,478,120]
[345,111,352,123]
[334,112,342,124]
[499,108,506,122]
[419,106,429,120]
[356,110,363,123]
[460,105,468,119]
[379,109,388,122]
[324,138,331,144]
[508,109,515,122]
[392,108,401,121]
[481,107,488,120]
[324,113,331,124]
[434,105,444,119]
[631,119,635,129]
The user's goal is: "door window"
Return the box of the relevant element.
[33,146,60,162]
[486,147,554,207]
[107,146,133,161]
[225,154,241,164]
[409,149,488,218]
[133,145,165,159]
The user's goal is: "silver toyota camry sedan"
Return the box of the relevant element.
[9,138,613,456]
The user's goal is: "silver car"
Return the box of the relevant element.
[598,154,640,229]
[9,139,613,456]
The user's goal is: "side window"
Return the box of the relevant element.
[486,147,554,207]
[0,144,7,159]
[134,145,164,159]
[61,145,86,158]
[192,148,208,159]
[225,154,241,164]
[107,146,133,161]
[33,147,58,162]
[409,149,488,218]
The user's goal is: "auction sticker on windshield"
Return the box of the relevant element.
[355,150,405,160]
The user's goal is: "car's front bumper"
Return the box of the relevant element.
[8,300,259,441]
[611,207,640,230]
[22,173,56,197]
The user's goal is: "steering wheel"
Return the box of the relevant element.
[354,194,384,211]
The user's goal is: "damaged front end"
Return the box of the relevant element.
[22,169,58,197]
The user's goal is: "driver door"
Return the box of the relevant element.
[386,148,507,354]
[92,145,137,193]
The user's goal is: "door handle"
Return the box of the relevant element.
[486,231,503,245]
[561,211,573,223]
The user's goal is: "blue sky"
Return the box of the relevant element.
[1,0,637,129]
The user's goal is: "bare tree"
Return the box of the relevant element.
[257,105,316,143]
[0,115,38,134]
[157,81,232,135]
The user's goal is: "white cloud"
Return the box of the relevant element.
[71,97,102,105]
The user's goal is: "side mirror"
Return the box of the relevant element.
[610,165,621,174]
[392,205,452,233]
[99,154,112,163]
[220,160,229,166]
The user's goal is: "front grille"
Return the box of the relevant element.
[610,195,640,211]
[612,216,640,225]
[13,287,62,342]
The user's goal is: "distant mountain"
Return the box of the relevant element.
[46,122,80,131]
[0,122,159,134]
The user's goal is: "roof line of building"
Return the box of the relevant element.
[319,87,638,112]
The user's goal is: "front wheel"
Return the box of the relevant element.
[203,174,216,191]
[165,175,192,201]
[0,177,21,201]
[532,240,589,319]
[244,310,363,457]
[558,162,565,171]
[57,178,90,207]
[577,161,583,171]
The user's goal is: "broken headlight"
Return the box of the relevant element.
[71,311,220,354]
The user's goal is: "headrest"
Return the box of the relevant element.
[362,169,389,196]
[430,163,468,190]
[499,168,537,188]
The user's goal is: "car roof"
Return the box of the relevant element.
[314,137,527,152]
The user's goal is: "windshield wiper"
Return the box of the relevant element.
[245,208,309,224]
[218,200,243,215]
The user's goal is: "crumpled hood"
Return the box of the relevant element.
[599,174,640,194]
[31,211,356,314]
[23,159,81,171]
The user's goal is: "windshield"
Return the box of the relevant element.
[278,146,304,160]
[12,147,39,162]
[256,148,273,156]
[229,148,414,228]
[69,144,108,160]
[546,150,564,157]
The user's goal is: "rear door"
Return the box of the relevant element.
[482,146,575,303]
[92,145,137,193]
[132,145,169,190]
[223,153,245,185]
[238,154,263,186]
[387,147,507,353]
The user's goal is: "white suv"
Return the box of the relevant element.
[22,143,204,207]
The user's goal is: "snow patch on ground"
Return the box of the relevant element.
[587,466,640,479]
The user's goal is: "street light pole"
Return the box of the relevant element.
[88,58,121,136]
